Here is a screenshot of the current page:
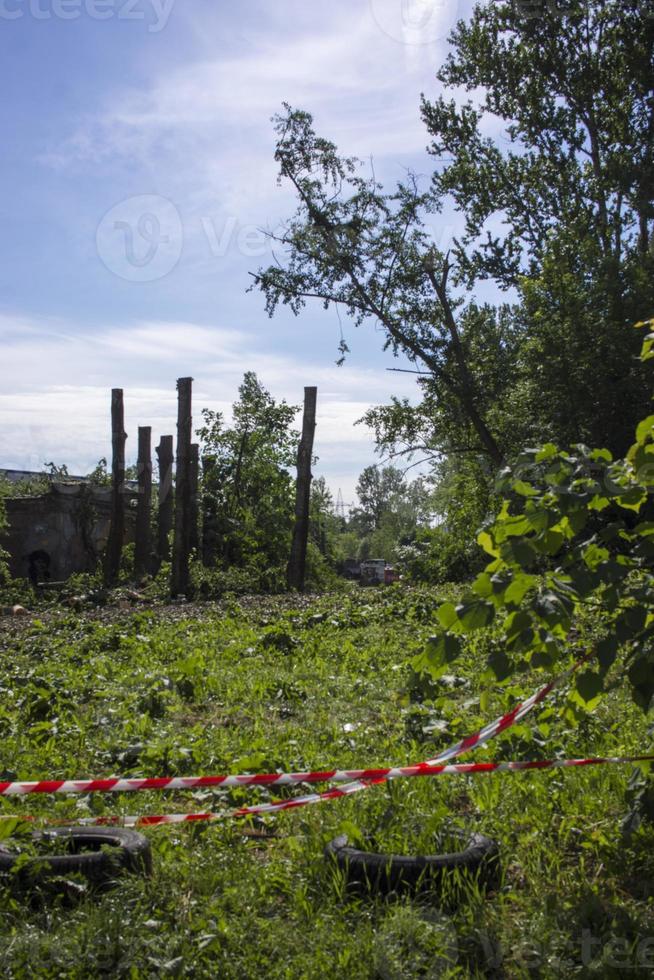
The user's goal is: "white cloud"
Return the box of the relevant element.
[16,3,465,501]
[43,2,445,222]
[0,312,420,501]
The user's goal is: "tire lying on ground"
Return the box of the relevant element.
[0,827,152,887]
[325,831,499,896]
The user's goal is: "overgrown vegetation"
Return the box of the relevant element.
[416,322,654,712]
[1,2,653,972]
[1,588,653,977]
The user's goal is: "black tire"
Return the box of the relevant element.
[325,831,499,896]
[0,826,152,886]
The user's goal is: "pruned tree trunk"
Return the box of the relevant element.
[155,435,174,566]
[189,443,200,555]
[134,426,152,580]
[425,258,505,466]
[104,388,126,586]
[201,454,218,567]
[287,386,317,591]
[171,377,193,597]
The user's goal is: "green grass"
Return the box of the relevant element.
[0,586,653,978]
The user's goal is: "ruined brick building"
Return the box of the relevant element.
[2,479,136,582]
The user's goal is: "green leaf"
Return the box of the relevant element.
[575,670,604,705]
[617,486,647,512]
[412,633,463,680]
[501,537,538,569]
[471,573,493,598]
[583,543,610,569]
[498,514,533,538]
[596,636,618,672]
[628,657,654,709]
[533,592,571,632]
[477,530,499,558]
[566,566,598,597]
[627,442,654,478]
[615,605,647,643]
[487,648,513,682]
[535,529,565,555]
[523,506,550,533]
[504,573,535,606]
[505,610,533,644]
[436,601,461,633]
[455,599,495,632]
[636,416,654,444]
[589,448,613,462]
[0,818,32,842]
[535,444,559,462]
[596,560,630,585]
[513,480,537,497]
[566,508,589,534]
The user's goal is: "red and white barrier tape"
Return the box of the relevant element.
[0,654,583,800]
[144,651,585,822]
[0,652,600,831]
[5,755,651,829]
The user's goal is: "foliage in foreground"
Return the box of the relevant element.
[416,323,654,718]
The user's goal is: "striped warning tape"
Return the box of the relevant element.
[5,756,651,829]
[0,652,584,800]
[0,651,604,831]
[161,650,589,822]
[84,755,654,826]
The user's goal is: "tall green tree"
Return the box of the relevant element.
[346,465,435,563]
[252,107,506,465]
[197,373,299,569]
[352,465,407,533]
[253,0,653,466]
[423,0,654,454]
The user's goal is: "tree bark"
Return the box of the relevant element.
[287,386,317,591]
[134,426,152,580]
[155,435,174,566]
[171,378,193,597]
[104,388,126,586]
[189,443,200,555]
[426,261,505,466]
[201,454,218,567]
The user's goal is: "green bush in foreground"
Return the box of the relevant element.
[415,321,654,715]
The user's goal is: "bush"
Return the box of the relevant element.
[414,320,654,716]
[399,525,486,585]
[190,560,287,599]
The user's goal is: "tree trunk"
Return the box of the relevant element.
[104,388,126,586]
[134,426,152,580]
[155,435,174,566]
[171,378,193,597]
[426,263,505,466]
[189,443,200,555]
[201,455,218,567]
[287,386,317,591]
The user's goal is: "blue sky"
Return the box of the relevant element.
[0,0,477,501]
